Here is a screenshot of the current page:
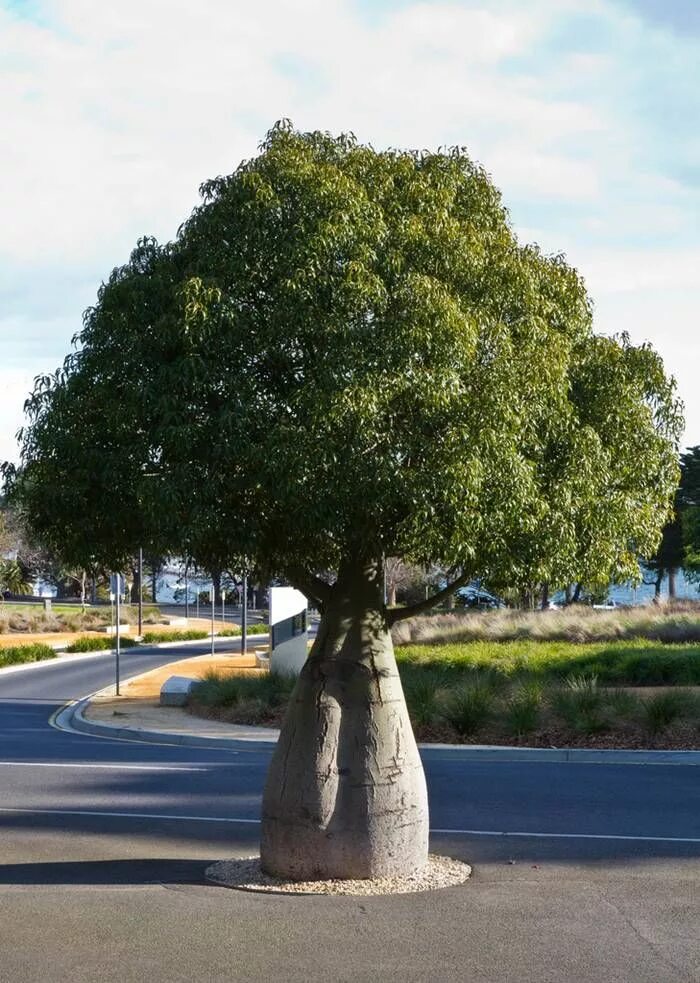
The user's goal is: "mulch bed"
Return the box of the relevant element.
[188,703,700,750]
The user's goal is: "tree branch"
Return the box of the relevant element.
[284,567,334,610]
[387,571,472,625]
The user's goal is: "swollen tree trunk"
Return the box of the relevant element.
[261,558,429,881]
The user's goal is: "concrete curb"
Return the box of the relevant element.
[56,696,700,765]
[55,697,278,751]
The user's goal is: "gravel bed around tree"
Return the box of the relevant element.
[205,855,471,896]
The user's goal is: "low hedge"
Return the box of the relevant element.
[142,629,209,643]
[0,643,57,667]
[65,635,139,653]
[218,624,269,637]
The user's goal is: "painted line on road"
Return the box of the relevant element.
[0,761,208,772]
[431,828,700,843]
[1,807,699,844]
[0,807,260,824]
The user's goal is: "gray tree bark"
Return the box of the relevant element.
[260,557,429,881]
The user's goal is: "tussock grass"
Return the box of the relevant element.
[392,601,700,647]
[642,691,698,735]
[505,681,543,737]
[192,670,295,712]
[441,681,498,736]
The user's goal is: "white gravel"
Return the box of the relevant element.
[205,854,471,896]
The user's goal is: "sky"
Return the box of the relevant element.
[1,0,698,464]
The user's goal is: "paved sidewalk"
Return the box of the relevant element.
[82,651,279,743]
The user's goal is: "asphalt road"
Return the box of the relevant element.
[1,643,699,983]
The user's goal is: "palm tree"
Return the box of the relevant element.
[0,559,32,598]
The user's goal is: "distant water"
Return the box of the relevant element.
[551,567,699,606]
[607,568,698,605]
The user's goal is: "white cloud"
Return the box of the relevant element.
[0,0,699,461]
[0,368,34,466]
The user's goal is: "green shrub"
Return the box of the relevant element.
[142,629,209,643]
[0,643,57,667]
[65,635,138,653]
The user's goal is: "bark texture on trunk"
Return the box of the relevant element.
[261,559,429,881]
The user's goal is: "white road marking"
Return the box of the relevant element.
[431,828,700,843]
[0,807,698,843]
[0,762,207,772]
[0,807,260,823]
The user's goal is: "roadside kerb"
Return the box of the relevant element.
[55,690,700,765]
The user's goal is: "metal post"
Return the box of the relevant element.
[241,574,248,655]
[185,563,189,620]
[138,547,143,636]
[211,584,215,657]
[221,589,225,624]
[115,574,121,697]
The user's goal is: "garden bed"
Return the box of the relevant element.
[187,638,700,750]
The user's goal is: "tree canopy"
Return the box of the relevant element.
[4,122,682,605]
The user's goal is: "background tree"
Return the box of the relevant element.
[4,124,682,880]
[644,445,700,596]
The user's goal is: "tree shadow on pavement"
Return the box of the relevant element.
[0,858,213,885]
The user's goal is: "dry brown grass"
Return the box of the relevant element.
[391,599,700,646]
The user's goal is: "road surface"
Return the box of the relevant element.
[1,642,698,982]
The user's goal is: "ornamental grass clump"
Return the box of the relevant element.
[402,668,447,729]
[505,681,543,737]
[551,674,607,734]
[443,679,498,736]
[642,691,697,735]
